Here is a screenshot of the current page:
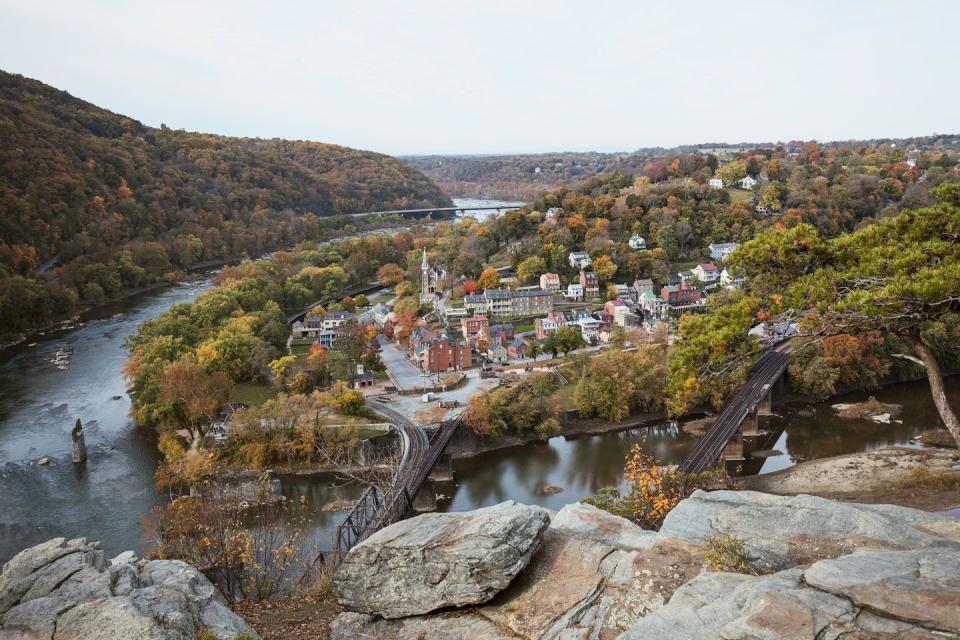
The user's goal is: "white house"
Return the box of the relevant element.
[737,175,758,190]
[720,268,745,288]
[639,290,664,318]
[565,283,584,301]
[628,235,647,250]
[708,178,724,189]
[545,207,563,223]
[678,270,695,285]
[615,283,637,302]
[568,251,592,269]
[708,242,740,261]
[692,262,720,283]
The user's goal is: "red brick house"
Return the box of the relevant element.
[414,335,472,373]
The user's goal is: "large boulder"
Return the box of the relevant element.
[658,489,960,571]
[0,538,258,640]
[332,501,550,618]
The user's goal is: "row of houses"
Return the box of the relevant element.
[463,287,554,318]
[290,310,357,348]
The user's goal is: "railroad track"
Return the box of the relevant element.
[678,351,790,474]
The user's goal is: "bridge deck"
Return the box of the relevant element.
[677,351,790,474]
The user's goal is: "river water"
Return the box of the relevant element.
[1,196,955,562]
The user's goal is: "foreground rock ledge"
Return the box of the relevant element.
[332,500,550,618]
[0,537,258,640]
[332,491,960,640]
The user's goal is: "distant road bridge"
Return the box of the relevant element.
[332,400,460,562]
[348,204,524,219]
[678,350,791,474]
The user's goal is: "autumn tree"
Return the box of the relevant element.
[478,266,500,290]
[157,362,232,449]
[376,263,406,286]
[516,256,547,283]
[592,255,617,282]
[716,160,747,187]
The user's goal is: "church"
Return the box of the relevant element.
[420,249,447,300]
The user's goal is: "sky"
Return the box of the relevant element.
[1,1,957,155]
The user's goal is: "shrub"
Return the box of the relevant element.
[704,533,754,574]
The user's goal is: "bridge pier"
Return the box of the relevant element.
[428,453,453,482]
[413,479,437,513]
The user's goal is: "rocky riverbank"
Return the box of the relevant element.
[329,491,960,639]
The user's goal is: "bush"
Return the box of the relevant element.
[704,533,755,574]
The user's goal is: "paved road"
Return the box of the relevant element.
[378,338,430,390]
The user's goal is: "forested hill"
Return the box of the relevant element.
[0,70,450,341]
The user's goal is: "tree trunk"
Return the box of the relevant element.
[904,334,960,449]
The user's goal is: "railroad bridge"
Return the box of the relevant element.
[678,350,791,475]
[332,400,459,562]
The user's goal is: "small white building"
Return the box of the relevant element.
[708,242,740,261]
[708,178,724,189]
[633,278,655,297]
[692,262,720,283]
[545,207,563,223]
[565,283,584,301]
[720,268,745,288]
[568,251,592,269]
[737,175,758,190]
[628,235,647,250]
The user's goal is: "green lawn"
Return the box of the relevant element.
[229,383,277,407]
[290,338,314,355]
[726,188,754,204]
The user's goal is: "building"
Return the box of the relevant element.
[413,333,472,373]
[487,322,515,347]
[420,249,447,301]
[460,316,490,342]
[720,268,745,288]
[313,329,338,350]
[322,311,356,330]
[539,273,561,292]
[628,235,647,250]
[604,298,629,318]
[692,262,720,283]
[463,288,554,318]
[580,271,600,301]
[535,311,577,339]
[614,311,642,329]
[565,283,584,301]
[507,338,528,359]
[633,278,655,298]
[678,270,695,285]
[708,178,724,189]
[568,251,592,269]
[737,175,758,189]
[661,284,705,314]
[708,242,740,261]
[615,283,636,302]
[486,342,509,363]
[639,290,664,318]
[545,207,563,223]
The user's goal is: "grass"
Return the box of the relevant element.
[549,383,578,411]
[486,250,513,269]
[229,383,277,407]
[725,187,755,204]
[290,339,314,355]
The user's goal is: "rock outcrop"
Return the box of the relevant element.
[332,500,550,618]
[659,489,960,571]
[331,491,960,640]
[0,537,258,640]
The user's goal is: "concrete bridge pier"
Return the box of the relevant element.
[413,479,437,513]
[428,453,453,482]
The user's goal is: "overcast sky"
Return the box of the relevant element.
[1,1,957,155]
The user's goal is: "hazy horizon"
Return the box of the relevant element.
[2,1,957,155]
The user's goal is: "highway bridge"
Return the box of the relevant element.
[332,400,460,561]
[348,204,524,219]
[677,350,791,474]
